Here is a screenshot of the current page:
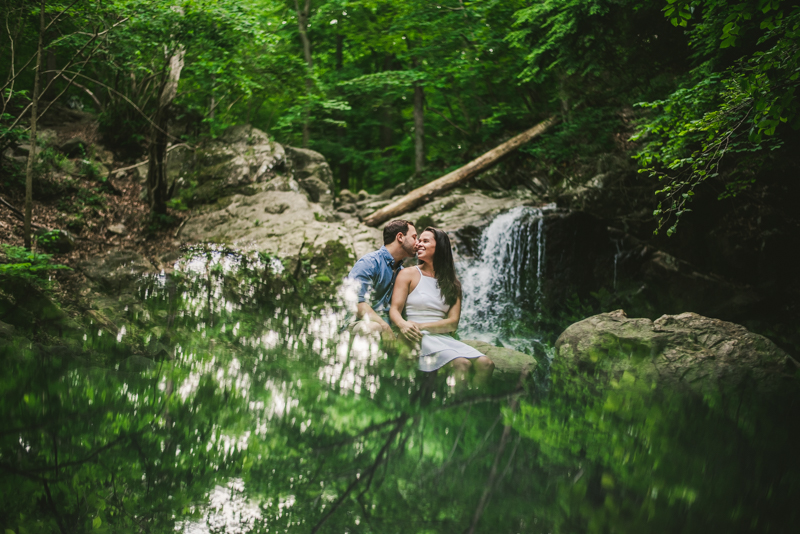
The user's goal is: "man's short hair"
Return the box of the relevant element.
[383,220,414,245]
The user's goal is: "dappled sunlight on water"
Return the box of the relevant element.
[2,242,798,534]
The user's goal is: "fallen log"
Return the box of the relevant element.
[363,116,558,227]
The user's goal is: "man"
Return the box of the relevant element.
[346,219,418,340]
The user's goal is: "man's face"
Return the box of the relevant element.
[399,225,418,257]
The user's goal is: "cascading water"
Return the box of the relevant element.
[457,205,555,353]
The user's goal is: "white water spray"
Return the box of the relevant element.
[457,205,554,351]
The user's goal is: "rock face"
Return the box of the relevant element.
[189,126,286,205]
[80,249,156,294]
[180,191,382,261]
[170,124,543,266]
[284,146,334,210]
[171,126,381,262]
[556,310,793,395]
[160,126,337,213]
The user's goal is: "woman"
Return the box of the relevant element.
[389,227,495,387]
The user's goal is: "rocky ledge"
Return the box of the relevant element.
[556,310,796,400]
[165,125,536,263]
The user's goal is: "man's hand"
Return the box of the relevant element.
[380,324,396,343]
[398,321,422,343]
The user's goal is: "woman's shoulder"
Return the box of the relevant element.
[396,265,420,281]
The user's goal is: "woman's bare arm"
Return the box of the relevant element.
[389,269,422,342]
[413,296,462,334]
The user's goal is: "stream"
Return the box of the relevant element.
[2,210,798,533]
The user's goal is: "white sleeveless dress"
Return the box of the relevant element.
[405,266,484,371]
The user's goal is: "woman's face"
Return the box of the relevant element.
[416,230,436,263]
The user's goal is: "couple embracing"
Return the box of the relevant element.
[346,220,494,386]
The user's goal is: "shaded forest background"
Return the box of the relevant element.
[1,3,800,533]
[2,0,798,237]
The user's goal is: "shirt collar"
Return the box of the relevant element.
[378,246,398,269]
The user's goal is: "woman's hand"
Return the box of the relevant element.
[398,321,422,343]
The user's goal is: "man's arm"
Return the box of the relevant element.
[356,302,392,333]
[347,256,394,339]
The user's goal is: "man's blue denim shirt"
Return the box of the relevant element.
[346,245,402,321]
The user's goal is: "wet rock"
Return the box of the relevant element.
[336,204,357,214]
[398,188,533,240]
[392,182,409,196]
[0,284,72,331]
[0,320,15,338]
[298,175,330,204]
[617,246,764,320]
[14,144,32,156]
[556,310,792,397]
[284,146,334,209]
[60,136,90,158]
[537,210,615,305]
[357,189,369,201]
[35,228,76,254]
[461,339,538,381]
[107,224,128,236]
[337,189,358,205]
[80,250,156,294]
[264,175,301,193]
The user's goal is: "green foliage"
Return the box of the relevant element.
[0,244,70,289]
[414,214,436,229]
[146,212,180,233]
[633,1,800,235]
[515,352,800,532]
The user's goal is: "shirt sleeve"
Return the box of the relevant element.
[346,257,375,304]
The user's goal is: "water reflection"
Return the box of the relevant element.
[1,245,797,534]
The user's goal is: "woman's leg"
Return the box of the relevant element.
[447,357,472,391]
[471,356,495,387]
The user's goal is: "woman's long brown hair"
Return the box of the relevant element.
[421,227,462,306]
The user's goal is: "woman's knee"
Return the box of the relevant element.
[450,358,471,373]
[474,356,495,373]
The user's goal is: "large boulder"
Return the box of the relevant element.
[80,249,156,294]
[461,339,537,381]
[555,310,793,397]
[189,126,286,205]
[284,146,334,210]
[179,190,382,261]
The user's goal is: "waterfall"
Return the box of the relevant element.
[457,205,554,352]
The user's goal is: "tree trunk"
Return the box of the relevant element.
[147,47,184,217]
[209,74,216,120]
[363,117,558,228]
[24,0,45,250]
[413,81,424,175]
[46,49,56,86]
[339,161,350,193]
[295,0,313,148]
[335,33,343,70]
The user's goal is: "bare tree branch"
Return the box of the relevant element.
[310,416,409,533]
[2,27,104,138]
[43,0,81,33]
[464,369,530,534]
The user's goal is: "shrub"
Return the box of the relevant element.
[0,245,71,289]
